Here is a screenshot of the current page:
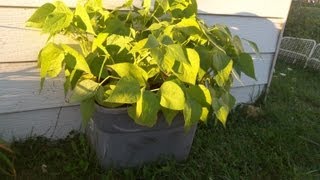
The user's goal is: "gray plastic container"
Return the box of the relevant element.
[86,104,197,168]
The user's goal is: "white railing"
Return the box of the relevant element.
[278,37,317,66]
[306,44,320,70]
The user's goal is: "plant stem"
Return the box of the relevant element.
[98,76,120,86]
[150,88,160,92]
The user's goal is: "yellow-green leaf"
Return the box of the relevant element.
[160,81,185,110]
[106,76,141,104]
[26,3,55,28]
[214,60,233,87]
[70,79,99,103]
[186,85,212,122]
[38,43,64,79]
[151,47,174,74]
[92,33,108,52]
[172,48,200,85]
[108,63,148,86]
[75,4,95,34]
[62,44,91,74]
[165,44,190,65]
[214,103,229,127]
[212,92,235,127]
[128,90,160,127]
[130,38,148,53]
[42,2,73,34]
[143,0,152,11]
[175,17,202,40]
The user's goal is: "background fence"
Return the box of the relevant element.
[278,36,320,70]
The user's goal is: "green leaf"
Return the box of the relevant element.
[106,34,133,52]
[212,91,235,127]
[106,76,141,104]
[92,33,108,52]
[123,0,133,7]
[151,47,174,74]
[128,90,160,127]
[89,56,109,79]
[95,85,123,108]
[238,53,256,79]
[42,2,73,34]
[147,22,168,31]
[80,98,95,125]
[170,0,197,18]
[175,17,202,38]
[69,70,83,90]
[165,44,190,65]
[194,46,213,80]
[143,0,152,12]
[38,43,64,78]
[158,0,170,12]
[210,48,233,87]
[221,92,236,109]
[104,18,130,36]
[242,38,261,57]
[85,0,103,11]
[214,59,233,87]
[209,25,232,45]
[145,34,159,49]
[62,44,91,74]
[183,96,201,131]
[233,35,244,53]
[160,81,185,110]
[186,85,212,122]
[145,64,160,78]
[26,3,55,28]
[130,38,148,53]
[64,69,84,95]
[161,107,179,125]
[213,102,229,127]
[172,48,200,85]
[214,24,232,37]
[70,79,99,103]
[211,48,231,71]
[160,35,174,45]
[108,63,148,86]
[75,4,95,34]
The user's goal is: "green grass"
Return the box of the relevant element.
[285,2,320,42]
[4,60,320,179]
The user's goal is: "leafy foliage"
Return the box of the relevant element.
[7,61,320,178]
[27,0,257,128]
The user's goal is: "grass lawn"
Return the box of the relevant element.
[285,2,320,43]
[4,60,320,179]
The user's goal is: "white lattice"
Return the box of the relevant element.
[278,37,316,66]
[306,44,320,70]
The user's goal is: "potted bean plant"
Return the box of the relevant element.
[27,0,258,168]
